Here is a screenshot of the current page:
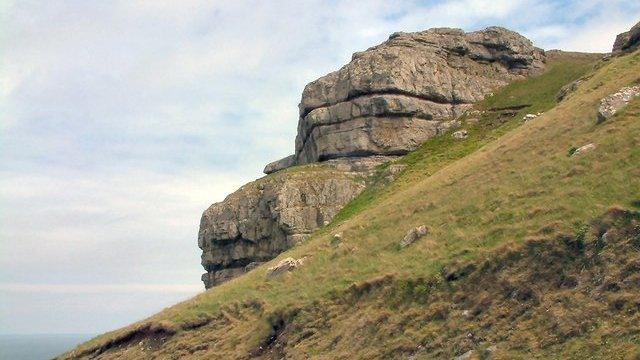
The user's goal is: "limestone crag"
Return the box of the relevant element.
[613,21,640,53]
[264,27,545,173]
[199,159,390,288]
[201,26,547,289]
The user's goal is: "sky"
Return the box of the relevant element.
[1,0,639,336]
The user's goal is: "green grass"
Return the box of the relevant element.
[60,50,640,359]
[331,52,600,228]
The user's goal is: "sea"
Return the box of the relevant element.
[0,334,94,360]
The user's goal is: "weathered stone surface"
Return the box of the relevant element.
[400,225,428,248]
[264,155,296,174]
[266,257,306,279]
[572,143,596,157]
[199,163,369,288]
[597,85,640,123]
[286,26,545,169]
[613,21,640,53]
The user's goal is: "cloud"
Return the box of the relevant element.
[1,0,639,335]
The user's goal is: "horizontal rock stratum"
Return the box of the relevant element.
[265,26,546,174]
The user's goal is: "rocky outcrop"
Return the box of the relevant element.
[199,158,392,288]
[200,26,547,288]
[264,27,545,174]
[613,21,640,53]
[597,85,640,123]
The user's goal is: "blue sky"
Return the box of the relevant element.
[1,0,639,335]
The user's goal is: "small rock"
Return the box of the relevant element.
[331,233,342,247]
[461,309,471,318]
[400,225,428,248]
[266,257,306,279]
[452,130,469,139]
[523,113,537,121]
[597,85,640,123]
[571,143,596,157]
[383,164,407,182]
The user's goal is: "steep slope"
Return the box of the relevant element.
[60,50,640,359]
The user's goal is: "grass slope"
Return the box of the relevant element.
[61,50,640,359]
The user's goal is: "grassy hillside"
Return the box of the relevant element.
[60,49,640,359]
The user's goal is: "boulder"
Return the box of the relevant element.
[263,26,545,173]
[597,85,640,123]
[264,155,296,174]
[266,257,305,279]
[571,143,596,157]
[613,21,640,53]
[452,130,469,139]
[400,225,428,248]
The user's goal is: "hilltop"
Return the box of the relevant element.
[60,22,640,359]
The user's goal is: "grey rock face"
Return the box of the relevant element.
[198,163,370,288]
[613,21,640,53]
[285,26,545,170]
[597,85,640,123]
